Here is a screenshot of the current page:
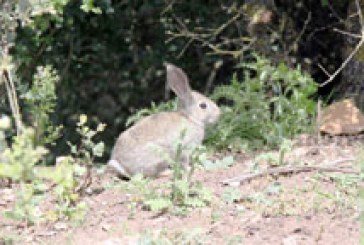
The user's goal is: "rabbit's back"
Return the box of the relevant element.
[110,111,204,177]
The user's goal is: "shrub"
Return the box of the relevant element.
[206,55,317,150]
[23,65,62,146]
[0,128,48,225]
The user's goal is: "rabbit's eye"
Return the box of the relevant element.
[199,102,207,109]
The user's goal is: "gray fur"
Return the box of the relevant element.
[108,63,221,178]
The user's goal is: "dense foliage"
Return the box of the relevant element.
[207,55,317,150]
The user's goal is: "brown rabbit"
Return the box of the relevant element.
[108,63,221,178]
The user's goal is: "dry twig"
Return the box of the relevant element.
[319,0,364,88]
[221,158,357,185]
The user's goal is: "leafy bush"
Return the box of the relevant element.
[44,114,105,221]
[0,128,47,182]
[206,55,317,150]
[43,156,87,222]
[0,128,48,224]
[0,0,105,226]
[23,65,61,145]
[0,115,105,224]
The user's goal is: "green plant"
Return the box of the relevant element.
[0,129,86,224]
[0,128,47,225]
[222,187,242,204]
[42,156,87,222]
[40,115,105,221]
[0,233,19,245]
[163,130,213,214]
[0,114,105,224]
[23,65,62,145]
[41,115,105,221]
[0,115,11,160]
[124,174,172,213]
[196,152,235,170]
[253,139,293,167]
[0,128,47,182]
[68,114,105,191]
[206,55,317,150]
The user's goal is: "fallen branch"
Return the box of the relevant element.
[221,158,357,185]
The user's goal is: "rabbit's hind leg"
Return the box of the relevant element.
[143,161,170,178]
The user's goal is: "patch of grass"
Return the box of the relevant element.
[197,152,235,170]
[252,139,293,168]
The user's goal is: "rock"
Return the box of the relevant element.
[54,222,68,231]
[320,98,364,135]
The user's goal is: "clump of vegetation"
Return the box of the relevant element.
[0,0,106,226]
[23,65,62,145]
[206,55,317,150]
[253,139,293,167]
[43,114,105,221]
[0,115,105,224]
[67,114,105,191]
[0,128,48,225]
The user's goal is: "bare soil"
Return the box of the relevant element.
[0,138,361,244]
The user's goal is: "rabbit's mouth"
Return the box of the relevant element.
[207,108,221,125]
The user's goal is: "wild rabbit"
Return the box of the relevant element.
[108,63,221,178]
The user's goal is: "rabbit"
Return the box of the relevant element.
[107,62,221,178]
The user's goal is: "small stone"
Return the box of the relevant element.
[228,181,241,187]
[54,222,68,231]
[99,238,123,245]
[282,236,298,245]
[101,224,111,231]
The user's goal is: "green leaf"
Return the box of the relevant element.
[321,0,328,6]
[92,142,105,157]
[144,198,172,212]
[222,187,242,204]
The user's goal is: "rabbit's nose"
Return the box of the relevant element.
[209,108,221,124]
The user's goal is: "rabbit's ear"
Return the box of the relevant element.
[164,62,194,105]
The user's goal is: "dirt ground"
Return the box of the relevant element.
[0,137,361,244]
